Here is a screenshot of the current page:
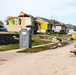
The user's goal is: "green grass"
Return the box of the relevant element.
[0,44,19,51]
[0,39,51,51]
[18,46,51,53]
[32,33,71,41]
[0,33,70,51]
[0,31,19,34]
[18,42,68,53]
[32,39,51,46]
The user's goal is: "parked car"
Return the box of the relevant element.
[0,25,8,32]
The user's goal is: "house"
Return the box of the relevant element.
[55,21,66,34]
[35,17,48,33]
[66,24,76,34]
[5,12,33,32]
[47,19,56,33]
[63,24,76,35]
[5,16,18,25]
[18,11,33,26]
[33,17,56,33]
[74,26,76,31]
[65,24,70,34]
[32,18,40,34]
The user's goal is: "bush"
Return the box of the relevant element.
[0,20,4,25]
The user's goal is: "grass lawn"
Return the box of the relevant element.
[32,39,51,46]
[18,42,68,53]
[32,33,71,41]
[0,32,71,51]
[0,44,19,51]
[0,31,19,34]
[0,39,51,51]
[18,45,51,53]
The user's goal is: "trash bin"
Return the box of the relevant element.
[72,32,76,40]
[19,28,32,48]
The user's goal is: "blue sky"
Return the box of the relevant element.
[0,0,76,25]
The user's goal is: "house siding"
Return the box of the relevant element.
[69,29,74,33]
[61,26,66,32]
[66,28,69,33]
[36,18,48,30]
[55,26,61,32]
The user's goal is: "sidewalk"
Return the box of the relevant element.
[0,42,55,63]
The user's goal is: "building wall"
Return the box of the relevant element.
[69,29,74,33]
[52,24,56,31]
[36,18,48,30]
[20,17,25,25]
[8,18,18,25]
[6,16,32,32]
[55,26,61,32]
[61,26,66,31]
[18,17,32,26]
[66,28,69,33]
[7,17,32,26]
[8,19,12,25]
[5,25,26,32]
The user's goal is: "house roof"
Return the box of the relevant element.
[65,24,71,28]
[6,16,17,19]
[66,24,75,29]
[36,17,66,27]
[6,12,33,19]
[49,19,66,26]
[18,14,30,17]
[55,24,65,26]
[48,20,55,24]
[36,17,56,25]
[36,17,49,23]
[18,11,33,17]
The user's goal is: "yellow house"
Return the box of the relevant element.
[35,17,48,33]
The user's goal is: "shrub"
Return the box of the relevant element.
[0,20,4,25]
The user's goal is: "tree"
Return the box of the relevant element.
[0,20,4,25]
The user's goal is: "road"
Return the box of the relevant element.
[0,41,76,75]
